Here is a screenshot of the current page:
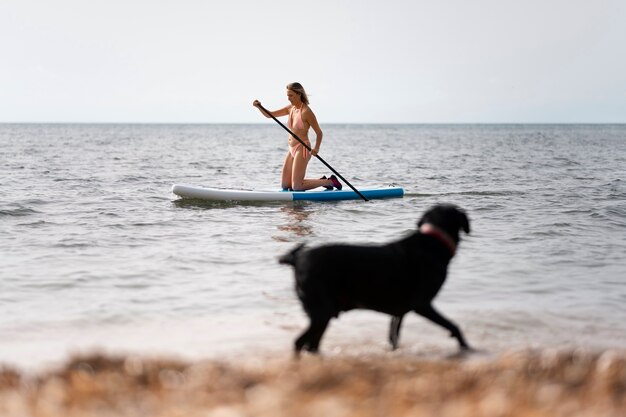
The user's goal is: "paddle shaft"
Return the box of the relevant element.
[257,103,368,202]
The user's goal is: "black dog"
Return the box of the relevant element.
[279,204,471,356]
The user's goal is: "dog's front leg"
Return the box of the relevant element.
[294,315,331,357]
[389,315,404,350]
[415,304,470,350]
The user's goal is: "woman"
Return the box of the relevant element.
[253,82,342,191]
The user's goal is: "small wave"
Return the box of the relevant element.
[21,280,80,291]
[401,192,440,198]
[606,179,625,198]
[606,206,626,219]
[552,157,582,167]
[53,241,95,249]
[404,190,525,198]
[453,190,526,196]
[99,211,121,217]
[131,221,165,227]
[117,175,149,183]
[473,203,507,211]
[0,207,39,217]
[605,205,626,228]
[562,208,593,215]
[530,230,565,237]
[552,222,573,227]
[17,220,53,227]
[114,282,152,290]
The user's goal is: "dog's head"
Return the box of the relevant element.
[417,204,470,244]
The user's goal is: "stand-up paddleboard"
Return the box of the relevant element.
[172,184,404,202]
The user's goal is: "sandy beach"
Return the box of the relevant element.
[1,348,625,417]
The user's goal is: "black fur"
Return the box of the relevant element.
[280,204,471,355]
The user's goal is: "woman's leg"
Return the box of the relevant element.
[291,150,334,191]
[282,152,294,190]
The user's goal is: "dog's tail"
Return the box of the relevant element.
[278,243,305,266]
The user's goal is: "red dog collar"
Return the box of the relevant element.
[419,223,457,256]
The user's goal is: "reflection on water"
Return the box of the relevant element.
[172,198,240,210]
[273,204,314,241]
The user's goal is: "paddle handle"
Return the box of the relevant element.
[256,103,368,202]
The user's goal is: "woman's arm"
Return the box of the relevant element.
[253,100,290,118]
[304,108,323,155]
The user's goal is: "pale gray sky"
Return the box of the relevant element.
[1,0,625,123]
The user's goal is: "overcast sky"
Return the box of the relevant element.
[1,0,625,123]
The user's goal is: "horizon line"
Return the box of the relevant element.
[1,121,625,126]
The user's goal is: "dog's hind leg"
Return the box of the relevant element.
[294,329,310,357]
[294,315,331,356]
[415,304,470,350]
[304,315,331,353]
[389,315,404,350]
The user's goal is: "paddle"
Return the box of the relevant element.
[256,103,369,202]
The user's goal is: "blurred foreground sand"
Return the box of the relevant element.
[1,349,625,417]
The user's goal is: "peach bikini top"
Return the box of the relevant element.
[288,105,305,131]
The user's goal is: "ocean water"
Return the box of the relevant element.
[1,123,625,370]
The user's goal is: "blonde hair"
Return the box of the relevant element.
[286,82,310,105]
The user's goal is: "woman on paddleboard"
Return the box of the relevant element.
[253,82,342,191]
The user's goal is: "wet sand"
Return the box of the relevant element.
[1,349,625,417]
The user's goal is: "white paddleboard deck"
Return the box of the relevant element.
[172,184,404,202]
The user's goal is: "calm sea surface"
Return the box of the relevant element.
[1,124,625,370]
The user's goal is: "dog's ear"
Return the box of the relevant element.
[459,210,470,234]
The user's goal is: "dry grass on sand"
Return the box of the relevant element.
[1,349,625,417]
